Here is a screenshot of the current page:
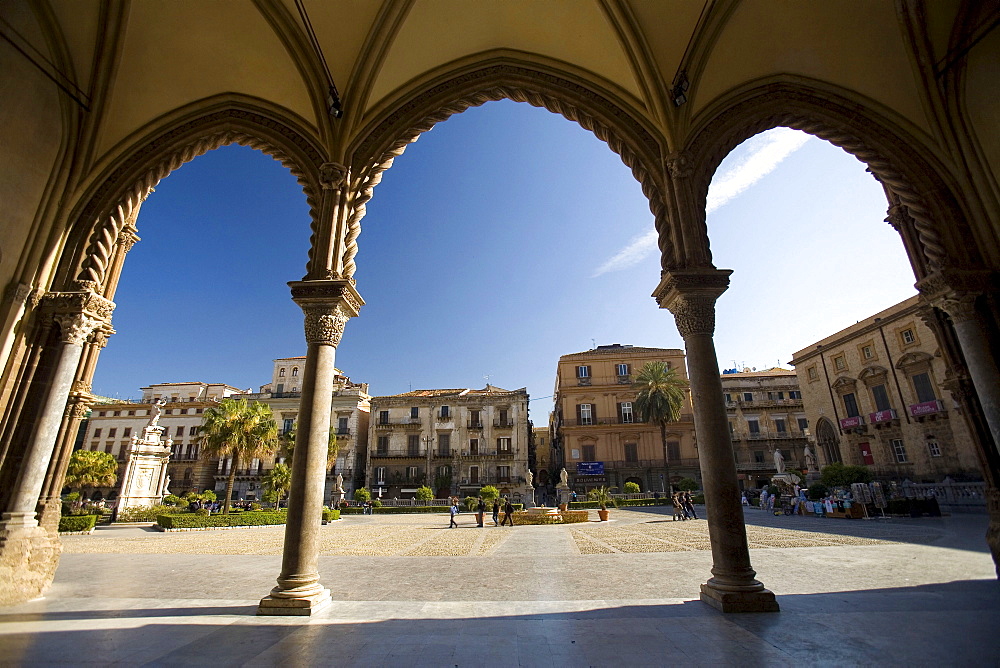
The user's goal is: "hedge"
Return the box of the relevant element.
[568,498,675,510]
[322,508,340,522]
[59,514,98,533]
[156,511,288,529]
[116,504,187,523]
[559,510,590,523]
[341,504,524,515]
[509,510,591,525]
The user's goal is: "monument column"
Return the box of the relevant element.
[653,268,778,613]
[258,279,362,615]
[0,290,112,604]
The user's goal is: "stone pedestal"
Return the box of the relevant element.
[556,485,572,508]
[700,583,780,613]
[258,588,332,616]
[0,521,61,605]
[524,486,534,509]
[117,427,171,512]
[329,490,344,509]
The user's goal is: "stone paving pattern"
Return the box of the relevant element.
[4,506,998,665]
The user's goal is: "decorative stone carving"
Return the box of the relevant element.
[884,205,906,232]
[665,151,693,179]
[289,279,364,347]
[653,269,733,338]
[302,306,350,346]
[117,225,140,251]
[319,162,348,190]
[916,269,992,325]
[52,313,102,346]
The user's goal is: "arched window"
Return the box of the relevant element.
[816,418,842,466]
[279,368,285,377]
[291,367,299,377]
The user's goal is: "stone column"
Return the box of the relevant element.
[654,268,778,613]
[0,291,111,604]
[259,279,362,616]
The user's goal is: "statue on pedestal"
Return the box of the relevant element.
[804,445,817,472]
[772,447,786,473]
[335,473,344,493]
[558,467,569,488]
[147,397,166,429]
[525,469,533,489]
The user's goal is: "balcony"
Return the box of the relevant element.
[437,412,453,421]
[460,449,517,459]
[493,419,515,428]
[374,418,423,429]
[616,375,631,384]
[458,475,520,486]
[601,458,701,470]
[909,399,945,418]
[561,414,694,427]
[434,450,453,459]
[742,429,807,441]
[869,409,898,425]
[370,451,425,460]
[726,398,803,409]
[335,428,351,437]
[467,421,484,429]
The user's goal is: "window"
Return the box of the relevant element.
[469,466,479,484]
[408,434,420,456]
[724,393,732,403]
[440,405,450,418]
[624,443,638,462]
[667,441,680,461]
[105,441,113,453]
[128,411,135,416]
[842,393,860,418]
[498,408,509,426]
[912,373,936,403]
[578,404,593,425]
[891,439,908,463]
[283,418,294,434]
[291,367,298,377]
[94,428,102,438]
[571,448,580,460]
[789,391,801,400]
[871,384,891,412]
[582,444,595,461]
[108,428,117,438]
[833,355,846,371]
[376,436,388,455]
[754,450,765,463]
[616,363,629,376]
[337,416,349,433]
[438,433,450,456]
[186,444,194,459]
[774,419,786,433]
[195,408,203,414]
[410,406,419,419]
[165,409,173,415]
[927,440,941,457]
[469,438,479,455]
[279,368,285,376]
[619,402,634,424]
[862,345,874,360]
[276,384,284,393]
[175,426,184,437]
[469,410,481,427]
[498,465,511,482]
[379,411,389,425]
[123,427,131,437]
[98,411,105,417]
[375,467,386,484]
[797,417,808,431]
[807,367,818,381]
[901,328,916,345]
[768,392,785,400]
[498,437,511,453]
[747,419,760,435]
[576,365,590,378]
[406,466,418,481]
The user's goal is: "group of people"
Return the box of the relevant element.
[671,491,698,521]
[449,496,515,528]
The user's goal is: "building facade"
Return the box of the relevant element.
[79,382,244,499]
[366,386,530,502]
[722,369,809,490]
[239,358,371,498]
[553,344,698,494]
[791,296,981,482]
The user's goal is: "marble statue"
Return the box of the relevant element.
[804,445,817,472]
[335,473,344,492]
[147,397,167,428]
[773,448,786,473]
[559,467,568,487]
[525,469,533,488]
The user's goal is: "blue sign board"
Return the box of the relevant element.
[577,462,605,475]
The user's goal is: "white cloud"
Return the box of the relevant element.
[593,128,811,277]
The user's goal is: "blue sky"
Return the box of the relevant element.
[91,100,917,413]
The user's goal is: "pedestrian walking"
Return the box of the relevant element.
[741,492,749,506]
[683,492,698,519]
[671,493,685,521]
[476,496,486,527]
[501,498,515,526]
[492,499,500,526]
[449,501,458,528]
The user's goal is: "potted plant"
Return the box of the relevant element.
[587,486,617,521]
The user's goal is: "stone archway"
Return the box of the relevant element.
[816,418,842,467]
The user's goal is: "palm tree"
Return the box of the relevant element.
[197,398,278,514]
[261,462,292,507]
[632,361,688,495]
[64,450,118,498]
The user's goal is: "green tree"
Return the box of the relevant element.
[63,450,118,496]
[415,485,434,501]
[478,485,500,503]
[261,463,292,506]
[198,397,278,514]
[820,462,874,488]
[632,361,688,494]
[353,487,371,503]
[623,481,641,494]
[677,477,699,492]
[201,489,217,502]
[586,485,618,511]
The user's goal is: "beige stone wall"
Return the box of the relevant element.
[791,296,981,481]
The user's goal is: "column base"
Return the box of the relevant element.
[0,520,61,606]
[257,588,332,616]
[700,583,779,613]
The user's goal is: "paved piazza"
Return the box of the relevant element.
[2,506,998,665]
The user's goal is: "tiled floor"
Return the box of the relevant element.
[1,507,997,666]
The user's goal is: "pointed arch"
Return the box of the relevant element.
[680,76,980,277]
[343,53,671,280]
[55,96,327,294]
[815,417,842,466]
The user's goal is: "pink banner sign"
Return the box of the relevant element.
[839,416,864,429]
[909,400,943,417]
[869,409,897,423]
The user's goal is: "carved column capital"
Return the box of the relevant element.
[652,268,733,338]
[665,151,693,179]
[52,313,103,345]
[4,281,43,309]
[916,269,994,325]
[41,291,115,345]
[885,205,907,232]
[289,279,364,346]
[319,162,348,190]
[64,392,95,419]
[117,225,140,251]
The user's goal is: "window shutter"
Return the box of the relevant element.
[590,403,596,421]
[576,404,582,422]
[617,402,623,422]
